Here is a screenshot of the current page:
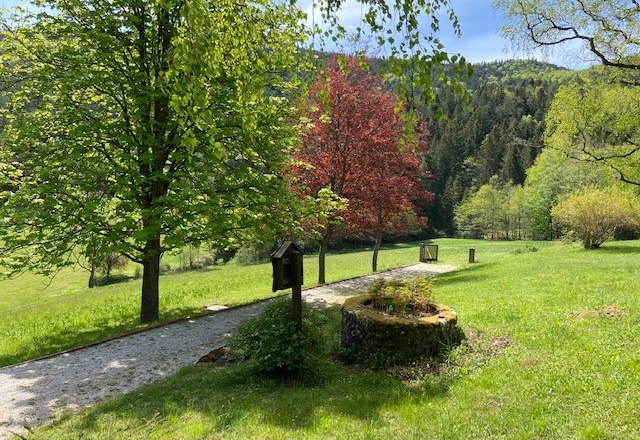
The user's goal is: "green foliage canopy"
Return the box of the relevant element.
[0,0,472,322]
[545,75,640,186]
[495,0,640,76]
[454,177,513,239]
[496,0,640,189]
[0,0,306,321]
[522,148,610,239]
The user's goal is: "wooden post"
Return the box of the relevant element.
[469,248,475,263]
[290,250,303,333]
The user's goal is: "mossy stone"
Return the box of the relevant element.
[340,294,459,359]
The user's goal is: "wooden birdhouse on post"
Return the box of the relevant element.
[271,241,304,332]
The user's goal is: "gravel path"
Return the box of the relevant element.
[0,263,454,438]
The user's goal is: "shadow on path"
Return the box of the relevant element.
[0,263,456,439]
[47,307,457,437]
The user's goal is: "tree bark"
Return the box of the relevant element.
[140,236,161,323]
[372,233,382,272]
[318,236,329,285]
[87,246,99,288]
[88,264,97,288]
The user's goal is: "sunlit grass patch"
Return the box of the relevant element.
[31,240,640,438]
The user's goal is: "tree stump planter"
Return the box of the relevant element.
[341,294,459,359]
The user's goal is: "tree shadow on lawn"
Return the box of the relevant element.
[92,274,137,287]
[37,304,460,437]
[51,357,455,436]
[432,263,496,288]
[0,304,210,368]
[597,244,640,255]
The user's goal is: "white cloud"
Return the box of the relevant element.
[300,0,364,33]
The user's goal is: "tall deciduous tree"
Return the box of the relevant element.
[521,148,609,240]
[455,178,511,239]
[495,0,640,77]
[0,0,306,323]
[346,136,432,271]
[496,0,640,188]
[545,74,640,186]
[296,55,431,281]
[0,0,467,322]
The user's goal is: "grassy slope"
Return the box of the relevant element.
[0,239,542,367]
[34,240,640,439]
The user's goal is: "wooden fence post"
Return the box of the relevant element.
[290,250,303,333]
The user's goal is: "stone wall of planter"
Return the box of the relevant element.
[341,294,460,358]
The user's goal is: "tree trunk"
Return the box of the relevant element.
[88,264,97,288]
[518,217,522,240]
[141,236,161,323]
[318,236,329,285]
[372,233,382,272]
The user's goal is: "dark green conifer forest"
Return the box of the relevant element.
[418,60,571,235]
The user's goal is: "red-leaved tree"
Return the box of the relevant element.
[295,55,433,282]
[346,129,433,271]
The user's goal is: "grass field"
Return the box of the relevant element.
[0,239,545,367]
[31,239,640,439]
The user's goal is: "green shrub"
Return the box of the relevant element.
[367,277,434,315]
[227,298,328,382]
[552,188,640,249]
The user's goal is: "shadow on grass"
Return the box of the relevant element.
[93,274,137,287]
[42,307,458,437]
[50,362,454,436]
[597,245,640,255]
[0,304,208,368]
[432,263,496,287]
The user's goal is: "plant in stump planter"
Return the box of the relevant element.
[341,278,460,363]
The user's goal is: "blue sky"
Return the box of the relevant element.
[0,0,582,68]
[0,0,22,9]
[428,0,585,68]
[301,0,583,68]
[440,0,519,64]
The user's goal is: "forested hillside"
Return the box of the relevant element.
[420,59,572,235]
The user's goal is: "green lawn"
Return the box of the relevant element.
[32,240,640,439]
[0,238,544,367]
